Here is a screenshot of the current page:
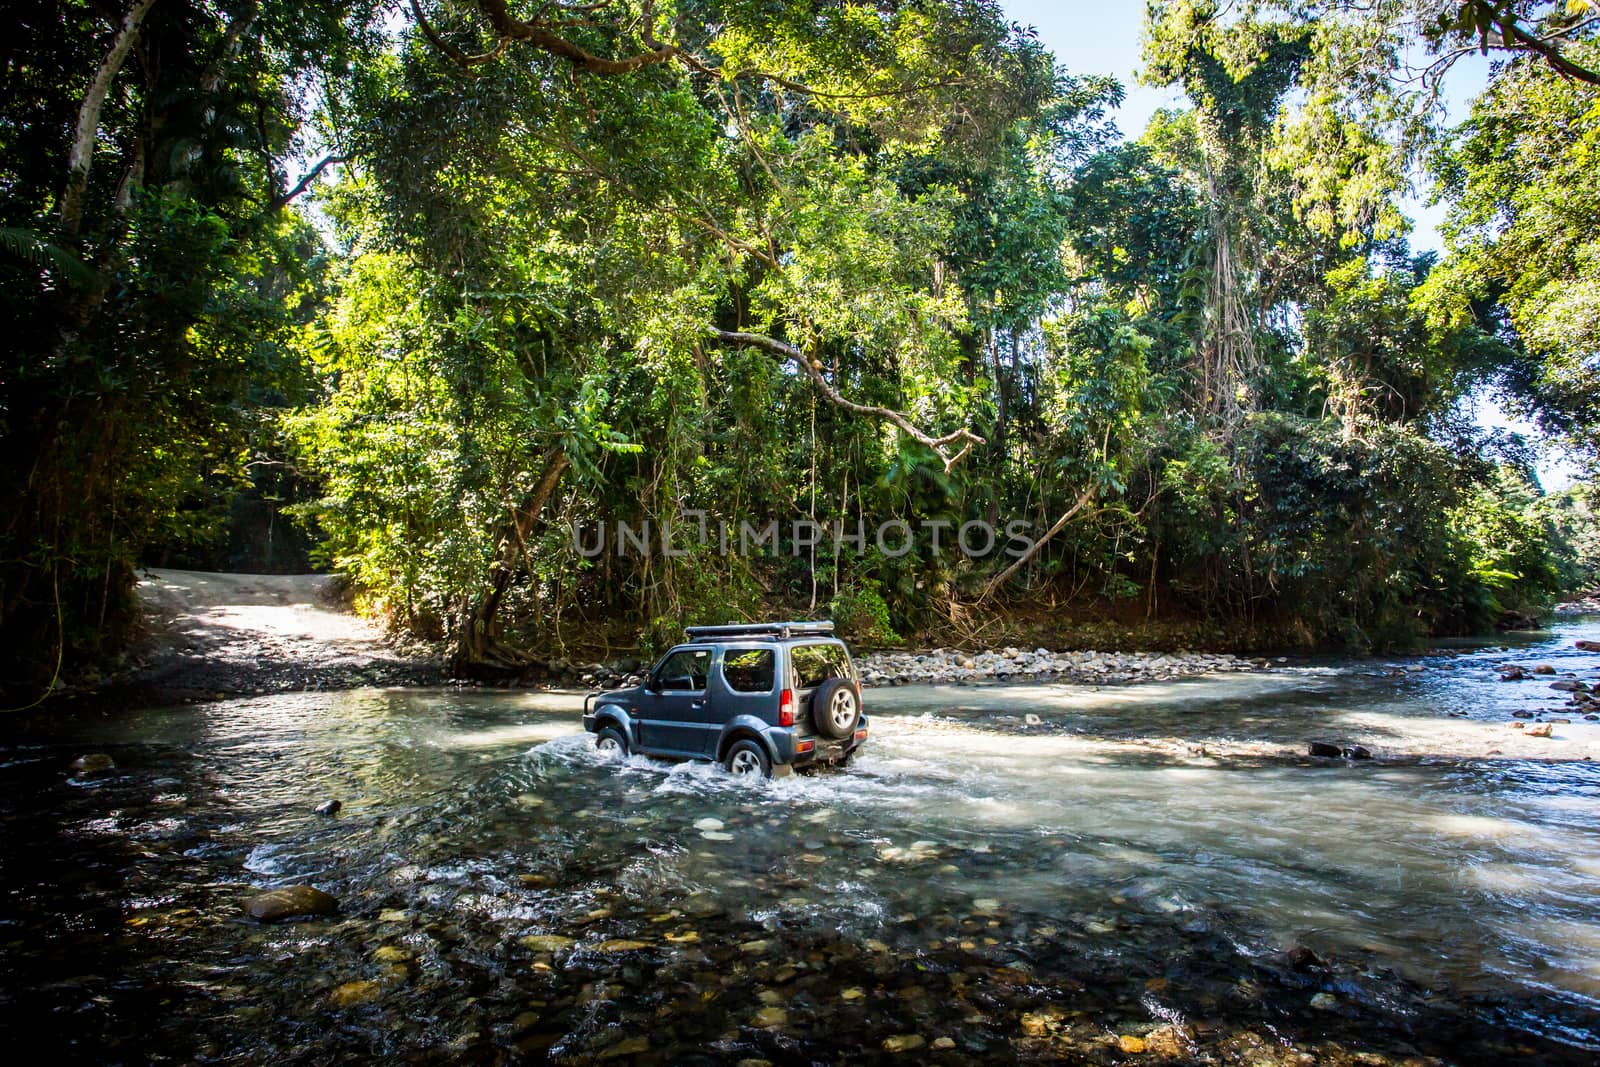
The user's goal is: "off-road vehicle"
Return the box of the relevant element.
[582,622,867,777]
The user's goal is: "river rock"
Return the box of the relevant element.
[1285,945,1323,971]
[1117,1035,1146,1053]
[329,980,381,1007]
[519,934,575,953]
[70,753,114,774]
[243,885,338,922]
[882,1034,925,1053]
[1524,723,1554,737]
[598,1037,649,1060]
[1576,640,1600,652]
[1343,744,1372,760]
[1512,709,1534,718]
[1307,742,1342,758]
[1551,680,1588,692]
[1533,664,1557,675]
[315,799,342,817]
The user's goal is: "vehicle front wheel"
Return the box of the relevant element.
[594,725,629,760]
[723,738,773,779]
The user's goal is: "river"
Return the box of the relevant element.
[3,622,1599,1064]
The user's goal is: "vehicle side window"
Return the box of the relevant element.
[655,648,710,691]
[789,643,851,689]
[722,648,774,693]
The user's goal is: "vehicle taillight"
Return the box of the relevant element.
[778,688,795,727]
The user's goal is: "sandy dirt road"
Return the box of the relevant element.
[128,569,439,702]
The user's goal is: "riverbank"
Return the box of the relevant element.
[102,570,1600,711]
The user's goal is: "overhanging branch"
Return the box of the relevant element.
[708,327,983,473]
[270,153,347,210]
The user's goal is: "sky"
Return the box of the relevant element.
[1001,1,1581,489]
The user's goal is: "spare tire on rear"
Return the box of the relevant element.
[812,677,861,740]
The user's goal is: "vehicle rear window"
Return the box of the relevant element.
[789,643,852,690]
[722,648,774,693]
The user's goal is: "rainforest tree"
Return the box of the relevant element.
[0,0,385,700]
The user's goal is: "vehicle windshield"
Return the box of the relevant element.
[788,643,852,690]
[653,647,710,691]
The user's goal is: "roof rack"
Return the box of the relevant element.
[683,621,835,640]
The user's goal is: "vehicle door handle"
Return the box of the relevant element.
[690,701,705,710]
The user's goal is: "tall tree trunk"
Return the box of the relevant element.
[452,448,570,675]
[60,0,159,236]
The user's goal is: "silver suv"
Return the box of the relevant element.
[581,622,868,777]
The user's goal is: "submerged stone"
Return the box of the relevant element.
[329,980,381,1007]
[519,934,574,953]
[243,885,338,922]
[597,1036,649,1060]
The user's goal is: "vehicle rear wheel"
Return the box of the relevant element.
[595,725,629,760]
[723,738,772,778]
[812,677,861,740]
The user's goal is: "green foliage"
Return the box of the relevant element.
[830,580,900,646]
[1448,467,1564,619]
[1424,40,1600,461]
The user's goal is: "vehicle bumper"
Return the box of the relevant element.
[774,720,868,767]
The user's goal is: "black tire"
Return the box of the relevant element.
[811,677,861,740]
[594,724,629,759]
[723,738,773,778]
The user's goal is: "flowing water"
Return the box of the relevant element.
[4,623,1600,1064]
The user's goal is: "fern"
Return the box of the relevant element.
[0,227,100,288]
